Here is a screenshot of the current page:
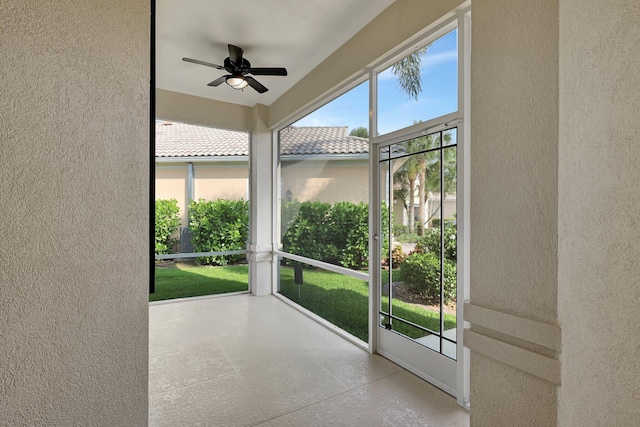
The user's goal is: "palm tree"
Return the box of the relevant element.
[390,45,457,233]
[391,45,429,101]
[416,132,455,232]
[404,157,419,233]
[393,131,456,235]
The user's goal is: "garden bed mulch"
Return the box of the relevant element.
[384,281,456,315]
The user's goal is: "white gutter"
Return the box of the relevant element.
[280,154,368,162]
[155,156,248,163]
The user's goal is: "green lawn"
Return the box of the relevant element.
[152,264,456,343]
[279,267,456,342]
[152,263,249,302]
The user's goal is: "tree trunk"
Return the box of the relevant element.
[408,177,415,233]
[417,166,426,236]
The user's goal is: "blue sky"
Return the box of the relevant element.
[295,29,458,136]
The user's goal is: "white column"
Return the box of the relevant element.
[248,104,275,296]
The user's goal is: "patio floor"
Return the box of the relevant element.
[149,294,469,426]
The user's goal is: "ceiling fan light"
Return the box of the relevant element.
[226,75,248,89]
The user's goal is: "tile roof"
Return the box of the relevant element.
[156,121,249,157]
[155,122,369,158]
[279,126,368,155]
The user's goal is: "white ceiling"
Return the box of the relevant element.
[155,0,395,107]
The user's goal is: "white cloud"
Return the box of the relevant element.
[423,50,457,68]
[377,49,457,81]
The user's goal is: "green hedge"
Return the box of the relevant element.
[188,198,249,265]
[155,199,181,255]
[282,200,379,270]
[157,198,379,269]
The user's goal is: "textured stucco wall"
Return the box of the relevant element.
[471,0,559,323]
[0,1,149,425]
[558,0,640,425]
[469,0,559,423]
[471,354,556,427]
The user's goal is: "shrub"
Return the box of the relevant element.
[400,252,456,304]
[414,222,457,263]
[155,199,181,255]
[388,245,406,268]
[188,198,249,265]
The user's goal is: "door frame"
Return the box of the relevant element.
[368,8,470,407]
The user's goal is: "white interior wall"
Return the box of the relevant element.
[0,1,149,424]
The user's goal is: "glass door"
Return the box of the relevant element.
[375,128,459,395]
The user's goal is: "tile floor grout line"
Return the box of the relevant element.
[242,383,376,427]
[148,368,240,397]
[149,342,222,360]
[242,369,407,427]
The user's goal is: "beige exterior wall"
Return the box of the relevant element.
[155,160,369,216]
[194,164,249,202]
[281,161,369,204]
[1,1,149,425]
[155,163,249,228]
[156,165,188,226]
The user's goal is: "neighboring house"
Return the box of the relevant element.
[155,121,251,226]
[156,120,455,229]
[155,121,369,226]
[394,192,457,230]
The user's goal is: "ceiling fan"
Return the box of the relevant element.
[182,44,287,93]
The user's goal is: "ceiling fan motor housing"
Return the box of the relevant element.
[223,57,251,75]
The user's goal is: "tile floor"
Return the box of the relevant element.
[149,294,469,426]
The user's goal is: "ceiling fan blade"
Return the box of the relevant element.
[249,67,288,76]
[244,76,268,93]
[228,44,244,66]
[207,76,227,87]
[182,57,225,69]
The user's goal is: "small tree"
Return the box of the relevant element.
[349,126,369,138]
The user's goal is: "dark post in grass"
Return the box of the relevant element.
[294,265,303,299]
